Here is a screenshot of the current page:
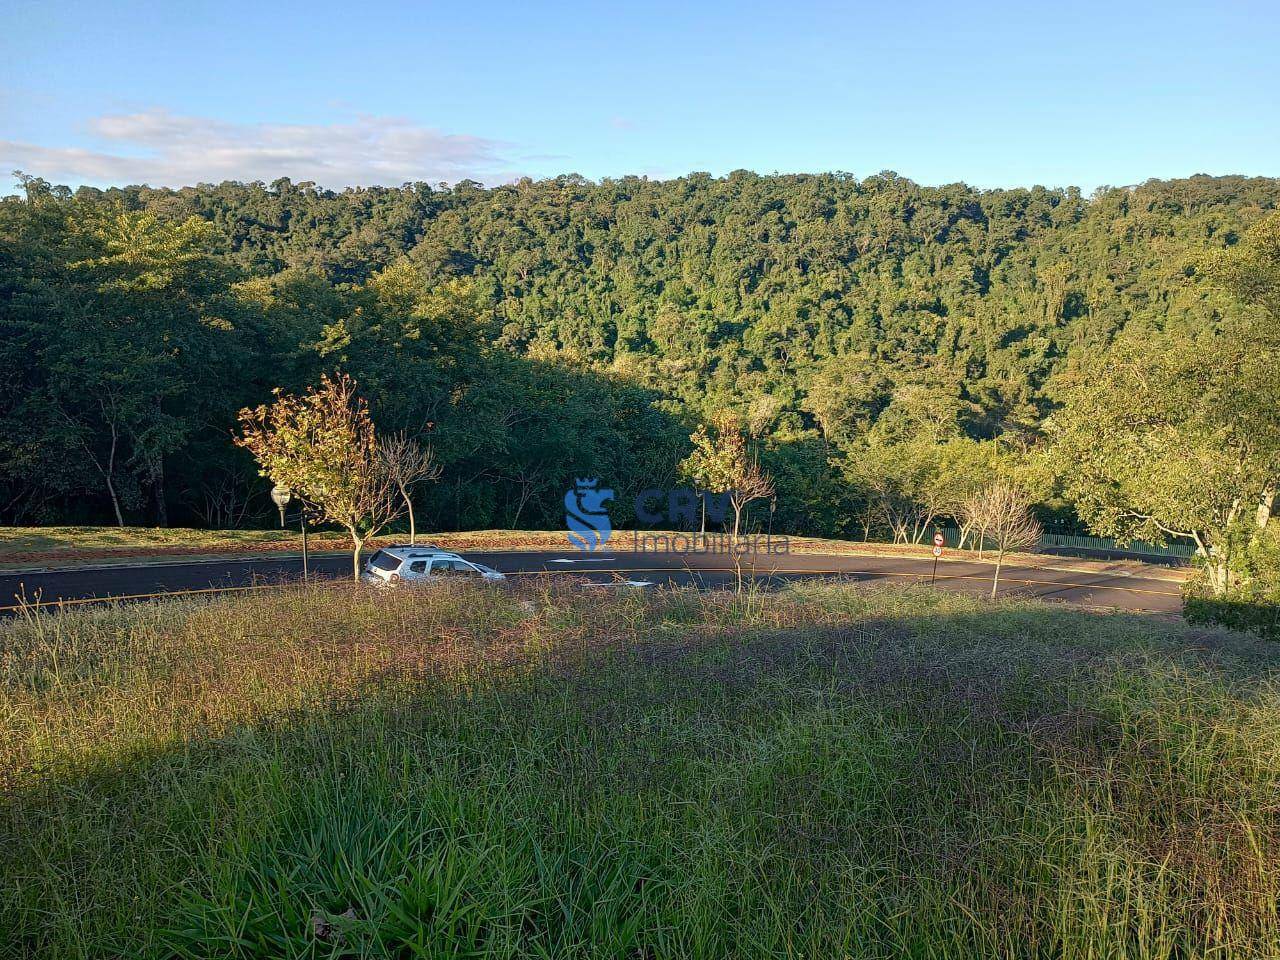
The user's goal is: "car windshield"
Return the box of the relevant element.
[367,550,401,572]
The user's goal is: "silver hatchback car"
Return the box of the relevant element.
[361,546,506,586]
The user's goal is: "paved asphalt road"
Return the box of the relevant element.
[0,548,1185,614]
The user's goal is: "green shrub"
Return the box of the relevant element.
[1184,524,1280,639]
[1184,593,1280,640]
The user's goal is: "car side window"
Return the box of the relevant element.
[432,559,477,576]
[409,560,427,574]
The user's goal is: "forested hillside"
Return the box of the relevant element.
[2,170,1277,538]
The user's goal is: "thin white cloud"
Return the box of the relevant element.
[1,109,517,188]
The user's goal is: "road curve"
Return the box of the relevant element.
[0,548,1185,615]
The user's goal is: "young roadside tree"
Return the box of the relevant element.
[680,421,736,533]
[719,416,776,539]
[844,441,934,544]
[840,383,990,545]
[943,438,1050,553]
[236,374,403,581]
[844,438,989,546]
[681,414,775,538]
[963,482,1042,598]
[377,432,442,545]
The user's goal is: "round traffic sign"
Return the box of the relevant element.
[933,532,945,547]
[932,545,943,557]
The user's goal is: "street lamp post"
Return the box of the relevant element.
[270,484,309,582]
[300,507,309,582]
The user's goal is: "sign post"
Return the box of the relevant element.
[931,531,945,585]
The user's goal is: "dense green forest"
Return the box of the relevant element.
[1,170,1277,567]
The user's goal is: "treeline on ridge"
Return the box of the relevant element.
[1,169,1276,546]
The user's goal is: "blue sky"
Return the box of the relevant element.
[2,0,1276,192]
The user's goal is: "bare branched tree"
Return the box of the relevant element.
[378,432,442,545]
[962,482,1042,598]
[189,467,253,530]
[56,397,129,527]
[729,455,775,539]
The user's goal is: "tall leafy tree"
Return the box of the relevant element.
[42,209,238,524]
[1050,327,1279,595]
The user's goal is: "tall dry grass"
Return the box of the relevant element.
[3,580,1280,958]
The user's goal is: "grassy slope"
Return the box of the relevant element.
[2,582,1275,958]
[0,526,1159,576]
[0,527,570,567]
[0,524,302,552]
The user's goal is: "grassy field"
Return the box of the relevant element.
[2,581,1276,958]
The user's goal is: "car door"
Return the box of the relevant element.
[427,557,457,579]
[454,560,485,579]
[405,559,429,581]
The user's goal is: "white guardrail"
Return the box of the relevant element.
[935,529,1196,559]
